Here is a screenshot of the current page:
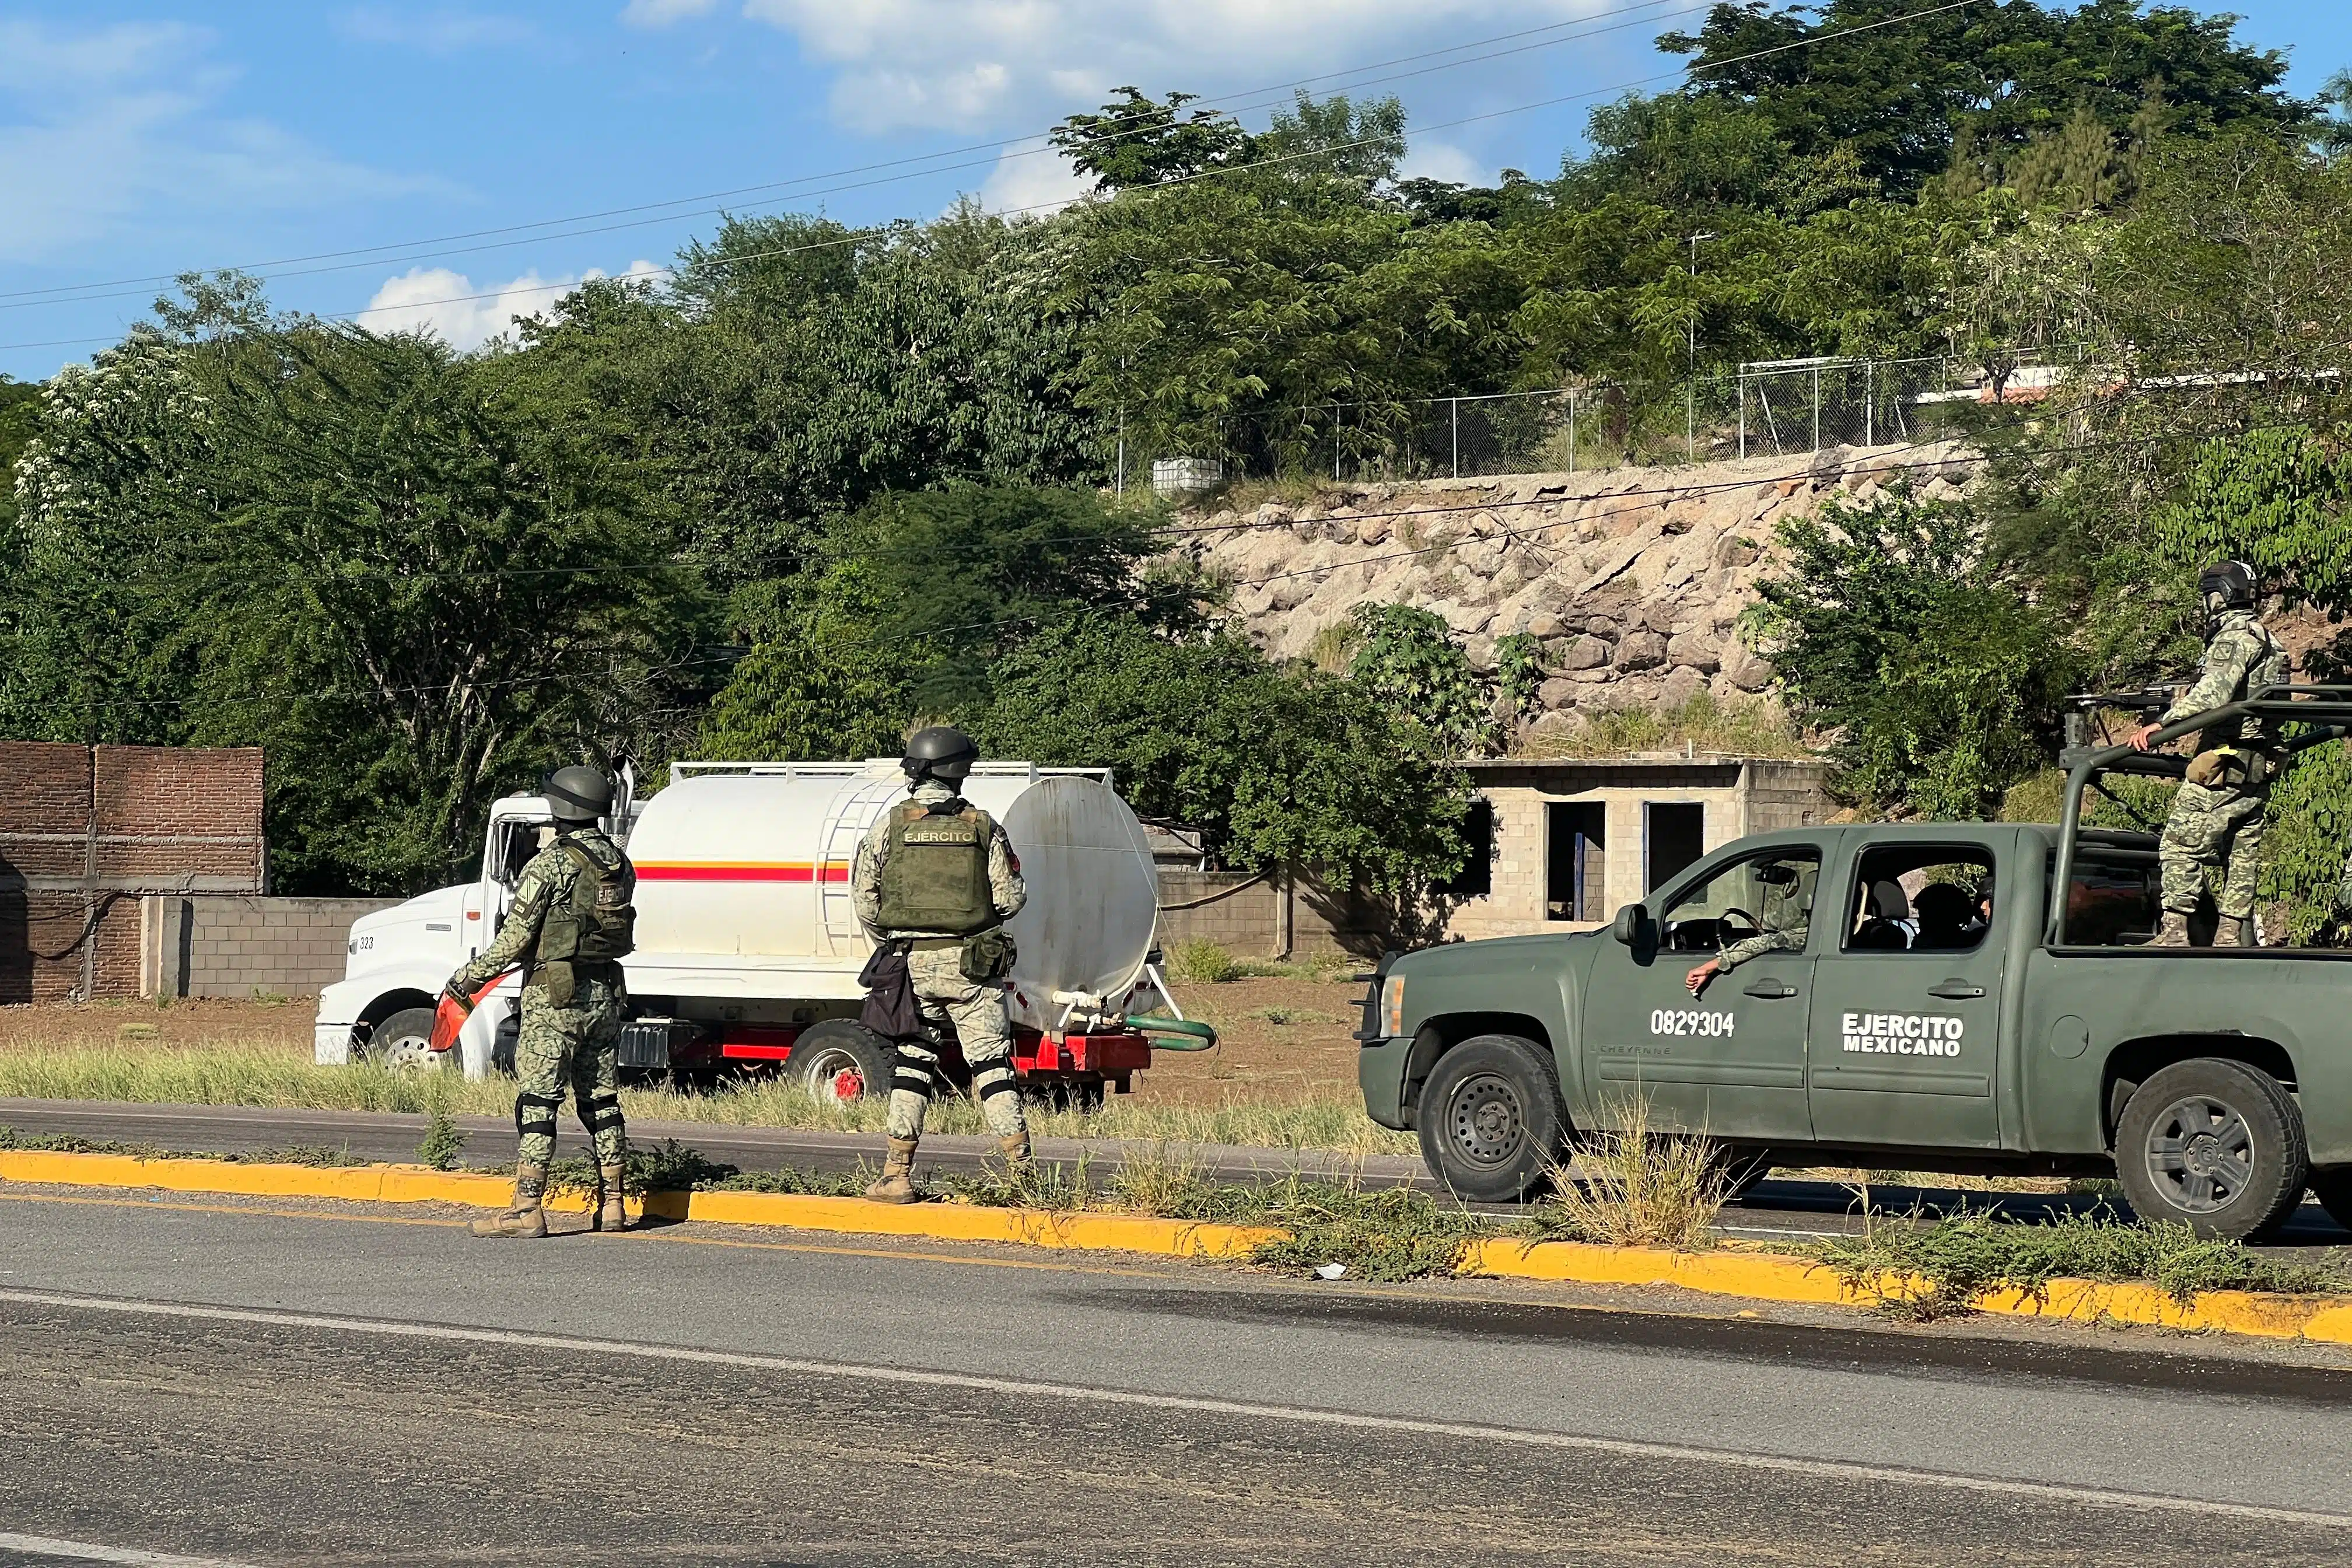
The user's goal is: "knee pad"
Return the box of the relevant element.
[580,1090,626,1135]
[891,1049,937,1099]
[514,1090,562,1140]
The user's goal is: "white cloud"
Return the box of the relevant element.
[0,19,447,265]
[975,146,1094,218]
[1398,138,1490,187]
[620,0,720,24]
[359,261,662,352]
[736,0,1604,134]
[337,9,540,52]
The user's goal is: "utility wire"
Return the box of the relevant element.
[0,0,1981,355]
[0,0,1700,312]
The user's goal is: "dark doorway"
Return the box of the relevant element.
[1644,802,1706,894]
[1545,802,1606,922]
[1440,799,1495,899]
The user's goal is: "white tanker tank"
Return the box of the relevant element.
[315,760,1208,1108]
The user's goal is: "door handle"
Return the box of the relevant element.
[1927,981,1985,1000]
[1742,979,1798,999]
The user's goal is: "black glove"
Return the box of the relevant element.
[442,977,478,1016]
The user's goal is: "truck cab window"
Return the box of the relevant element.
[492,822,546,889]
[1843,847,1995,954]
[1660,848,1821,955]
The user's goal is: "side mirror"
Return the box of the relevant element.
[1611,904,1653,947]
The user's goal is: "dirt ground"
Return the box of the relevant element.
[0,976,1368,1108]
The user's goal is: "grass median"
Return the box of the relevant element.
[0,1041,1416,1156]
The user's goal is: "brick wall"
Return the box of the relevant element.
[1157,870,1390,957]
[0,743,267,1002]
[144,895,400,1000]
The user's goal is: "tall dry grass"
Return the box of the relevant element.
[1538,1094,1729,1248]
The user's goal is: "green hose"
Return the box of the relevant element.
[1126,1014,1219,1051]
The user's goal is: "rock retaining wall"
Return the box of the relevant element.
[1182,441,1977,738]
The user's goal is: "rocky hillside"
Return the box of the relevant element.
[1181,441,1977,744]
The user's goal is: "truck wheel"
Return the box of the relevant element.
[2310,1169,2352,1238]
[2115,1058,2308,1242]
[792,1020,892,1107]
[363,1008,442,1072]
[1416,1034,1568,1204]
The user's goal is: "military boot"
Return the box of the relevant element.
[2153,911,2192,947]
[997,1132,1032,1170]
[471,1161,549,1238]
[592,1163,629,1232]
[2217,915,2257,949]
[864,1138,920,1204]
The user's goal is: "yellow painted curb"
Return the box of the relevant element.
[6,1147,2348,1340]
[0,1149,1274,1260]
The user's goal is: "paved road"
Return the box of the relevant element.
[9,1096,2351,1250]
[1,1189,2350,1564]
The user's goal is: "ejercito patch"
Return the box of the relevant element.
[903,824,981,845]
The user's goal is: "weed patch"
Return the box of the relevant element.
[1813,1208,2347,1320]
[1530,1098,1728,1249]
[1166,939,1242,984]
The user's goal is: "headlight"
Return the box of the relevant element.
[1381,975,1406,1037]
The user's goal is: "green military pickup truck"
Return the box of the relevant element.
[1357,688,2352,1242]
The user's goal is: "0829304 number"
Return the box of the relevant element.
[1649,1009,1735,1038]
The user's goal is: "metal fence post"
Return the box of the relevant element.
[1451,398,1459,480]
[1738,374,1746,460]
[1811,365,1821,453]
[1863,359,1874,447]
[1567,393,1576,475]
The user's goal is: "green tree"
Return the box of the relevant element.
[978,617,1470,925]
[1747,492,2075,818]
[696,634,911,762]
[1051,88,1254,191]
[1663,0,2305,199]
[1346,603,1489,753]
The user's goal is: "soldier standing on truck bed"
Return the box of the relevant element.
[447,765,638,1238]
[852,726,1028,1203]
[2129,560,2291,947]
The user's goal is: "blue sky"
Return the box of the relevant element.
[2,1,2347,382]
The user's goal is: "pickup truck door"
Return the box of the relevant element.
[1805,834,2006,1149]
[1580,845,1821,1142]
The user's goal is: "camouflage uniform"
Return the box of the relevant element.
[451,827,633,1168]
[1713,892,1812,972]
[2157,609,2290,924]
[851,778,1027,1142]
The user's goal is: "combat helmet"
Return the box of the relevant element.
[901,726,980,786]
[542,764,614,825]
[2197,560,2256,635]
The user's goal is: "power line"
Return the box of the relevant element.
[0,0,1702,314]
[0,0,1982,356]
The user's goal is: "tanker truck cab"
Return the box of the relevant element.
[314,791,582,1074]
[1366,687,2352,1242]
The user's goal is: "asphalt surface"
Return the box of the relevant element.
[2,1189,2351,1564]
[9,1096,2352,1251]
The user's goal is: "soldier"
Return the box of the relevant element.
[2129,561,2290,947]
[852,726,1028,1203]
[1685,857,1816,996]
[448,765,637,1238]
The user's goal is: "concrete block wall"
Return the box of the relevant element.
[1156,871,1390,957]
[144,895,400,1000]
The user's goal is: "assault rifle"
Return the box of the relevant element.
[2058,684,2188,766]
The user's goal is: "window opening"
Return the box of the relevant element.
[1545,802,1606,922]
[1644,802,1706,893]
[1842,845,1996,954]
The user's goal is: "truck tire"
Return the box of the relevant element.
[1710,1146,1776,1204]
[362,1007,442,1072]
[2115,1058,2308,1242]
[2310,1169,2352,1238]
[1416,1033,1569,1204]
[792,1020,892,1107]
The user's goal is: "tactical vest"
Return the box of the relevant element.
[874,801,997,935]
[535,836,636,964]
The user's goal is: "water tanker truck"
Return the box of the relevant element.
[314,760,1204,1108]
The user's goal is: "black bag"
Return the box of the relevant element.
[858,940,923,1041]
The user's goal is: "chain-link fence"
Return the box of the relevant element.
[1119,353,2002,494]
